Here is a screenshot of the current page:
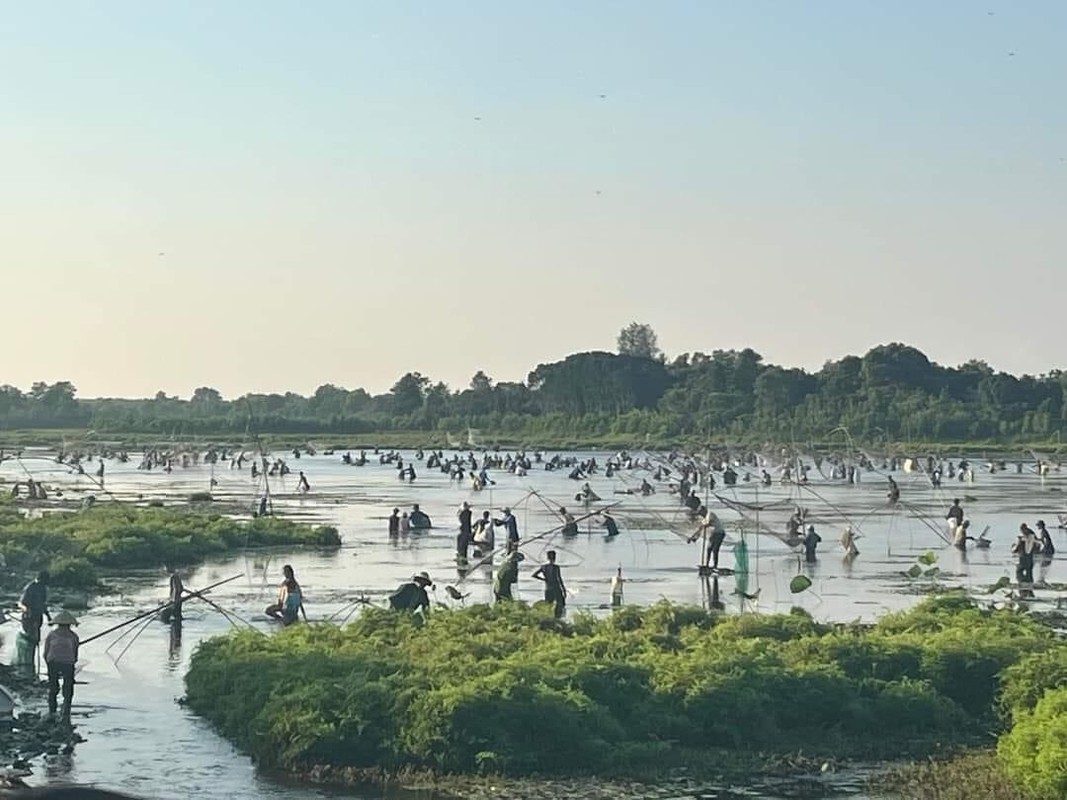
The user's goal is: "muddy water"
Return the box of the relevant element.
[2,450,1064,799]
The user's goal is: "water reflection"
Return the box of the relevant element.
[167,619,182,671]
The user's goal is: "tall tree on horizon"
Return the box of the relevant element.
[617,322,662,361]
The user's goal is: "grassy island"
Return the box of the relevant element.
[183,596,1067,795]
[0,499,341,592]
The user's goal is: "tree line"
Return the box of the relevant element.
[2,327,1065,444]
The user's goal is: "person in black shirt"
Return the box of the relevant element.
[601,511,620,539]
[533,550,566,618]
[389,572,433,614]
[946,499,964,531]
[457,502,473,560]
[19,570,51,648]
[388,508,400,538]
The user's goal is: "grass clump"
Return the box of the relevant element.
[184,595,1057,781]
[872,751,1026,800]
[0,502,340,590]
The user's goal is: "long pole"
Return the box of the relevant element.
[81,573,243,646]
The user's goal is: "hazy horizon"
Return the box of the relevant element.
[4,2,1065,399]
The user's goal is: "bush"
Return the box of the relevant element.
[999,686,1067,799]
[0,504,340,590]
[1000,647,1067,721]
[184,597,1061,779]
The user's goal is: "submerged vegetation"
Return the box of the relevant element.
[184,595,1067,793]
[0,498,340,591]
[4,337,1067,444]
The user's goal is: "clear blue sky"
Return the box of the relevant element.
[2,1,1065,398]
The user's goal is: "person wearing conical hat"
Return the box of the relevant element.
[44,610,79,719]
[388,572,433,614]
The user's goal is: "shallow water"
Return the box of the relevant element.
[1,449,1063,798]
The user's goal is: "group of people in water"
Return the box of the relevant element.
[383,546,569,618]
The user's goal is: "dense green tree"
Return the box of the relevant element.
[3,340,1066,444]
[390,372,429,416]
[616,322,661,360]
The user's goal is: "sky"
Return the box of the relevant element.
[2,1,1065,399]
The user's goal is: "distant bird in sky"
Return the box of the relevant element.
[473,116,482,121]
[598,94,607,99]
[1008,51,1016,56]
[158,252,165,256]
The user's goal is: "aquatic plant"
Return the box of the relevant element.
[0,504,340,590]
[184,596,1060,781]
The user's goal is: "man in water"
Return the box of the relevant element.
[43,610,79,719]
[702,507,728,571]
[389,572,433,614]
[887,476,900,504]
[297,471,311,493]
[472,511,495,557]
[161,567,185,625]
[494,507,519,545]
[494,542,524,601]
[1013,524,1040,583]
[952,519,972,550]
[601,510,620,539]
[388,508,400,537]
[1037,520,1055,557]
[841,526,860,558]
[532,550,567,618]
[559,507,578,537]
[409,504,432,530]
[457,502,473,560]
[19,570,51,652]
[803,525,822,563]
[946,499,964,532]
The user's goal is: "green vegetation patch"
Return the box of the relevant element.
[184,595,1056,781]
[872,750,1026,800]
[0,499,340,590]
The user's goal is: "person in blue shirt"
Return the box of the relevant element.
[494,507,519,544]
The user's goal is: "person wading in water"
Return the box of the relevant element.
[532,550,567,618]
[19,570,51,656]
[457,502,473,561]
[494,542,524,601]
[44,610,79,720]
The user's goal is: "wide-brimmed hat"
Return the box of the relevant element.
[413,571,433,586]
[51,610,78,626]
